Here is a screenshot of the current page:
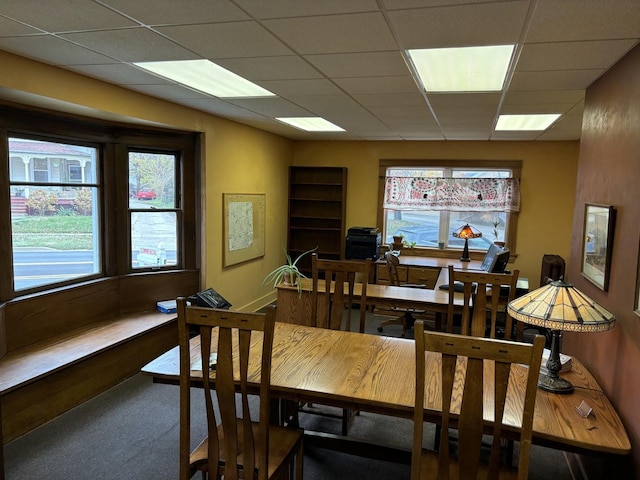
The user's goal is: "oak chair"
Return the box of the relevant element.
[412,323,545,480]
[445,265,520,339]
[304,253,371,435]
[377,251,430,337]
[178,299,303,480]
[310,253,372,334]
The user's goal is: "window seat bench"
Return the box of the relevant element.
[0,271,198,443]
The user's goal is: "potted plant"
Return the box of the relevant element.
[492,219,505,247]
[263,245,318,296]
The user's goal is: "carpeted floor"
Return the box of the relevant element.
[4,312,574,479]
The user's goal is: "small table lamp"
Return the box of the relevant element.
[507,279,615,394]
[452,223,482,262]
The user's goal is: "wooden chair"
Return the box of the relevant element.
[377,251,430,337]
[445,265,520,339]
[178,299,303,480]
[304,253,371,435]
[310,253,372,334]
[412,323,545,480]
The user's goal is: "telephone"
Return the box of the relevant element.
[193,288,232,309]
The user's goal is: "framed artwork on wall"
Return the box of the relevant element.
[635,236,640,317]
[223,193,265,267]
[581,203,615,291]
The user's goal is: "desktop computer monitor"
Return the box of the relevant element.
[480,244,510,273]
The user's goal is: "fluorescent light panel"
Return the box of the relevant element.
[496,114,561,131]
[276,117,344,132]
[134,59,275,98]
[408,45,514,92]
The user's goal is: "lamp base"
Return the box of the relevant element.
[537,373,574,394]
[459,257,471,262]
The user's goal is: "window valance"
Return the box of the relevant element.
[384,176,520,212]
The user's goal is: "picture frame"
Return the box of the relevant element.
[581,203,615,291]
[635,236,640,317]
[223,193,265,267]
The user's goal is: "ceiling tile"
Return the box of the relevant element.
[510,69,606,91]
[0,35,119,65]
[224,97,313,117]
[60,28,200,62]
[69,63,174,85]
[388,2,528,49]
[215,56,322,81]
[263,12,398,54]
[156,22,293,58]
[257,79,342,96]
[232,0,379,19]
[0,16,42,36]
[518,39,638,71]
[304,52,407,78]
[502,90,585,105]
[333,76,418,95]
[0,0,136,32]
[527,0,640,43]
[99,0,249,25]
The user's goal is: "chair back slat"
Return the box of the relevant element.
[178,299,276,480]
[413,324,545,480]
[311,253,371,332]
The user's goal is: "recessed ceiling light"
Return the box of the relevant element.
[496,114,561,131]
[134,59,275,98]
[407,45,515,92]
[276,117,345,132]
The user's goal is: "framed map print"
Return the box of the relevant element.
[223,194,265,267]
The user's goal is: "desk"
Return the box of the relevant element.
[142,322,630,457]
[275,260,528,328]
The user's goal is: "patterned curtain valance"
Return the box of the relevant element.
[384,176,520,212]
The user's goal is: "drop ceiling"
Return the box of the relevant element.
[0,0,638,141]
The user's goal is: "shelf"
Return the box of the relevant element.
[288,166,347,264]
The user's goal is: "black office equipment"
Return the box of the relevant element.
[345,226,381,260]
[480,244,510,273]
[192,288,232,309]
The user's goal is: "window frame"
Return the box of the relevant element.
[0,103,199,302]
[377,159,521,259]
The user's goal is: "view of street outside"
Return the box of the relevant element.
[10,140,177,291]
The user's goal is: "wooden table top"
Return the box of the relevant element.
[142,322,630,456]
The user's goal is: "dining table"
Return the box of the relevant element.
[141,320,631,461]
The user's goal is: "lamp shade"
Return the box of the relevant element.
[451,223,482,240]
[507,279,615,333]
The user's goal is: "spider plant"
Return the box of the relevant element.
[262,245,318,296]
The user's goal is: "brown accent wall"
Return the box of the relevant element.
[565,43,640,477]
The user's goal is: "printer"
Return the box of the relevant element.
[345,227,381,261]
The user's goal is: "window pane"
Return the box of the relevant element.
[128,152,176,209]
[10,136,101,291]
[131,211,178,268]
[9,138,97,184]
[12,186,101,290]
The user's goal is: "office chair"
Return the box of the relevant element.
[178,299,303,480]
[412,323,545,480]
[377,251,431,337]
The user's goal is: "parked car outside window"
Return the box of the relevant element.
[136,187,157,200]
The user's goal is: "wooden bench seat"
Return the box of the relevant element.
[0,311,174,395]
[0,270,199,443]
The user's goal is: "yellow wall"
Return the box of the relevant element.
[0,50,294,311]
[1,50,580,308]
[292,141,580,286]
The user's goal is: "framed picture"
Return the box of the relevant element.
[223,193,265,267]
[581,203,615,291]
[635,236,640,317]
